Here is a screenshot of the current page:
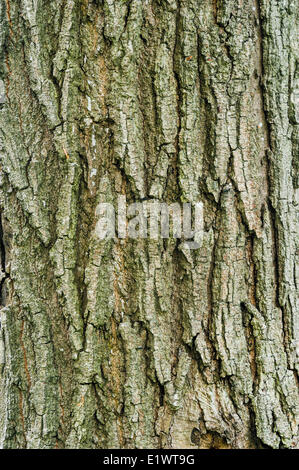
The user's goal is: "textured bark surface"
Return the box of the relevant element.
[0,0,298,449]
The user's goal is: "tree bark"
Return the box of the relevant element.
[0,0,298,449]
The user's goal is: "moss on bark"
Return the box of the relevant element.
[0,0,297,449]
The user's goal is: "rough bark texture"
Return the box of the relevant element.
[0,0,298,449]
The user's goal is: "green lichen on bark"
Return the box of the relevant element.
[0,0,298,449]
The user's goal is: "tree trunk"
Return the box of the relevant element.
[0,0,298,449]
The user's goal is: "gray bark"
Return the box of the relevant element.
[0,0,298,449]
